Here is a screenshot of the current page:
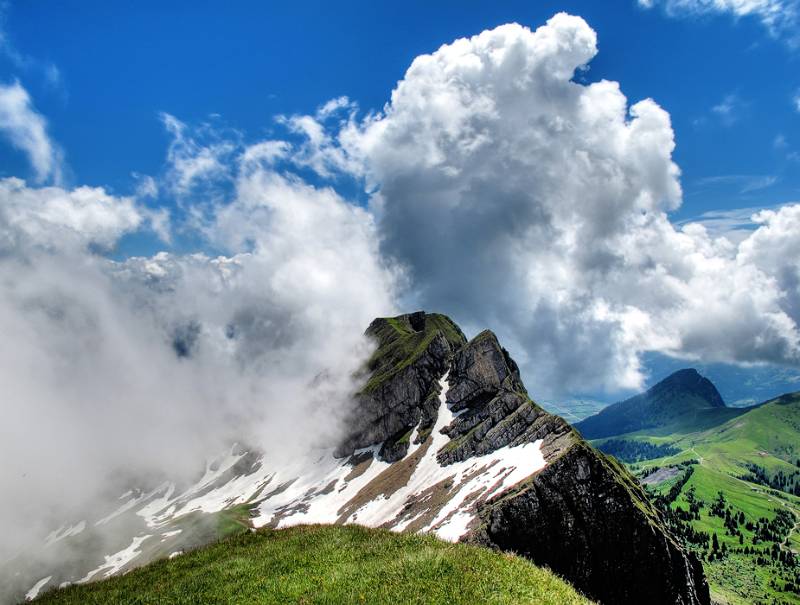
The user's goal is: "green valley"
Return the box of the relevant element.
[577,374,800,605]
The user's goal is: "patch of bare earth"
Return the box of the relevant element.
[388,461,501,533]
[640,466,681,486]
[343,452,373,482]
[336,438,433,522]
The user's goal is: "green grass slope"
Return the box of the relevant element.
[590,392,800,605]
[33,525,593,605]
[361,312,466,394]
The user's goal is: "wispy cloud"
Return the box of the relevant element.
[131,172,159,199]
[638,0,800,47]
[678,205,780,239]
[0,4,65,93]
[772,133,800,162]
[695,174,778,193]
[0,81,62,183]
[711,93,744,126]
[160,112,237,196]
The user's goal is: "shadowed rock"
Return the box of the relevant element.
[467,442,709,604]
[334,312,466,461]
[340,312,710,605]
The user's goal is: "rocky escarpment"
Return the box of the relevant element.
[335,311,467,462]
[339,312,710,605]
[438,330,574,466]
[468,443,708,604]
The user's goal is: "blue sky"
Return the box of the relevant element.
[4,0,799,223]
[2,1,800,404]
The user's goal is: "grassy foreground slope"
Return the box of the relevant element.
[33,525,592,605]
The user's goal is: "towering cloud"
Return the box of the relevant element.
[284,13,800,395]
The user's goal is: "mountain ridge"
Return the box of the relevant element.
[4,311,709,605]
[328,311,708,604]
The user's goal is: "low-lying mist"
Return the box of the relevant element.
[0,169,398,596]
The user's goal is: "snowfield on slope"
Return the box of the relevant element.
[252,372,545,538]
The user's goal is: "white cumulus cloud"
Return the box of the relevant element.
[0,177,143,251]
[284,13,800,396]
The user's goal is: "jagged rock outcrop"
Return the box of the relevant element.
[335,311,466,461]
[438,330,573,465]
[339,312,710,605]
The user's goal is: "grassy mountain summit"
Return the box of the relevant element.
[576,368,741,439]
[32,525,593,605]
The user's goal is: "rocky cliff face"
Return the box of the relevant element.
[335,311,466,462]
[439,330,573,465]
[469,443,708,604]
[341,312,709,605]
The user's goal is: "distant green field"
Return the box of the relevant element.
[33,525,593,605]
[591,392,800,604]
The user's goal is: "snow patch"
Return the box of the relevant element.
[160,529,182,541]
[96,490,150,526]
[78,535,151,583]
[25,576,51,601]
[250,371,546,541]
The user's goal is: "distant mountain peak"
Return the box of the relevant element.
[575,368,726,439]
[650,369,726,409]
[664,367,701,380]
